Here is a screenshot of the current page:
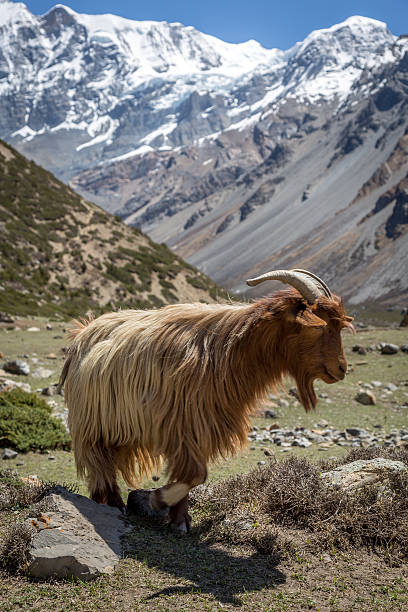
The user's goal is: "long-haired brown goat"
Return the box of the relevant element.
[59,269,354,532]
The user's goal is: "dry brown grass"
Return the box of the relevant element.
[191,447,408,562]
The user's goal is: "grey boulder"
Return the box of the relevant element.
[27,487,130,580]
[321,458,407,491]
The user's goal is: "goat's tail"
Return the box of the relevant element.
[58,314,94,393]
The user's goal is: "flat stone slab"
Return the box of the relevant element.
[321,458,407,491]
[27,486,130,580]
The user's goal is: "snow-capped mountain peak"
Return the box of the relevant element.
[0,3,399,179]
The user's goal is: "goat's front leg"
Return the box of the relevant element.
[150,463,206,533]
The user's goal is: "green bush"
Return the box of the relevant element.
[0,390,71,452]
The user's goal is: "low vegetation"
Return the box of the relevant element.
[191,447,408,562]
[0,140,228,318]
[0,389,71,452]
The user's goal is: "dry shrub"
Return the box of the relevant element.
[191,447,408,561]
[0,521,33,573]
[0,469,44,510]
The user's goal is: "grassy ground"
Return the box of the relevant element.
[0,316,408,610]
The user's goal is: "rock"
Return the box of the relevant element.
[381,344,399,355]
[46,323,53,330]
[27,327,41,332]
[291,437,312,448]
[277,398,290,408]
[0,379,31,393]
[1,448,18,460]
[371,381,382,387]
[27,487,130,580]
[384,382,398,392]
[127,489,169,521]
[321,458,408,491]
[257,460,266,466]
[355,389,376,405]
[358,346,367,355]
[400,344,408,353]
[0,312,14,323]
[32,367,54,379]
[268,422,281,430]
[264,449,274,456]
[46,353,57,360]
[3,359,30,376]
[345,427,371,438]
[41,384,58,397]
[289,388,300,401]
[264,409,278,419]
[352,344,363,352]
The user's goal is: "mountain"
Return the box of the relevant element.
[1,2,407,304]
[0,139,228,318]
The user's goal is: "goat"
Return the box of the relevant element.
[59,269,354,532]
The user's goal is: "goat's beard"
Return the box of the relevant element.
[295,372,317,412]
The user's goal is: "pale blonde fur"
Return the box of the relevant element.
[61,290,350,507]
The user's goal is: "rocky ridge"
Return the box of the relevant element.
[0,139,227,318]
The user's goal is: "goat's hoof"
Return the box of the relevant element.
[170,520,188,534]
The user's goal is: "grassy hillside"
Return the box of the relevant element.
[0,140,228,318]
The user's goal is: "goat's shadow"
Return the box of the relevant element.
[123,514,286,607]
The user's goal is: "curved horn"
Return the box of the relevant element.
[291,269,332,299]
[246,269,331,304]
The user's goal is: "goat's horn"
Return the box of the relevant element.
[246,269,331,304]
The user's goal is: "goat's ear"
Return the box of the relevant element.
[295,307,327,328]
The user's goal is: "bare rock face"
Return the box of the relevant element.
[321,458,407,491]
[27,487,130,580]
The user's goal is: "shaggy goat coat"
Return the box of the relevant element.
[61,290,347,495]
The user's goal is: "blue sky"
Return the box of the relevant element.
[21,0,408,49]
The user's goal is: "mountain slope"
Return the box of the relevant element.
[0,139,227,317]
[1,3,407,304]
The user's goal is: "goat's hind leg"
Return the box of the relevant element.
[83,443,126,512]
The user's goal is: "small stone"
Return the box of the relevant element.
[371,381,382,387]
[3,359,30,376]
[317,419,328,427]
[355,389,376,405]
[0,379,31,393]
[358,346,367,355]
[381,344,399,355]
[291,438,312,448]
[264,409,278,419]
[46,353,57,360]
[345,427,371,438]
[264,449,273,456]
[278,398,290,408]
[27,327,41,332]
[46,323,52,330]
[400,344,408,354]
[268,422,281,431]
[2,448,18,460]
[0,312,14,323]
[41,385,58,397]
[384,382,398,392]
[32,368,54,379]
[257,461,266,466]
[48,456,56,461]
